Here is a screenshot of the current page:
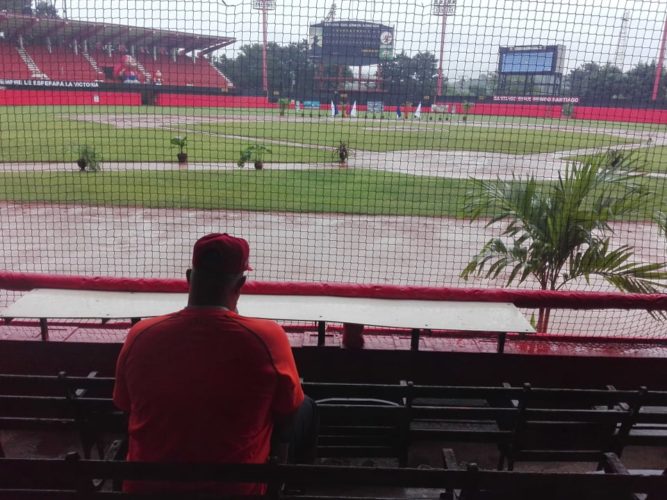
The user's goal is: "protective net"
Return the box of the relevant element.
[1,0,667,338]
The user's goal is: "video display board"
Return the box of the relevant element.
[310,21,394,66]
[498,46,564,75]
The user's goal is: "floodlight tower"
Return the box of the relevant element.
[613,10,630,70]
[652,12,667,101]
[252,0,276,96]
[432,0,457,98]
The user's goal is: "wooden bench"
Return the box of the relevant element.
[441,450,666,500]
[2,374,666,470]
[0,452,665,500]
[620,388,667,450]
[0,373,122,460]
[495,383,646,470]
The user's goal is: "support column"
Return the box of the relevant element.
[436,12,448,97]
[652,14,667,101]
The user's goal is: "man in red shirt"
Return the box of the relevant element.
[113,233,316,494]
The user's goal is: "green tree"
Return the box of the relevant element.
[34,1,59,18]
[380,51,437,102]
[568,63,626,101]
[461,153,667,333]
[623,62,667,101]
[214,41,321,98]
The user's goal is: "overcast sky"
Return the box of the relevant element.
[58,0,667,79]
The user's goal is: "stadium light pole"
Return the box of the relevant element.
[253,0,275,97]
[652,12,667,101]
[433,0,456,99]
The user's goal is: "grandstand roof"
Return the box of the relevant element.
[0,12,235,53]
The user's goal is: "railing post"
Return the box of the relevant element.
[317,321,326,347]
[39,318,49,341]
[410,328,420,351]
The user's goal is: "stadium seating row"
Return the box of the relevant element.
[0,451,665,500]
[2,374,667,468]
[0,43,230,88]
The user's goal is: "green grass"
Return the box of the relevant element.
[0,169,480,216]
[568,147,667,174]
[0,106,634,163]
[1,169,666,219]
[196,120,631,155]
[0,106,328,163]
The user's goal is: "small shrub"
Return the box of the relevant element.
[562,102,574,118]
[170,136,188,163]
[336,142,349,166]
[278,98,290,117]
[75,145,102,172]
[238,144,271,169]
[170,136,187,154]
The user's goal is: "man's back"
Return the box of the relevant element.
[113,307,304,493]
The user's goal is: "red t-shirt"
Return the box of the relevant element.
[113,307,304,494]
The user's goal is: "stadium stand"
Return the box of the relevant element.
[0,453,665,500]
[25,46,101,82]
[0,12,235,89]
[136,53,231,88]
[0,43,31,79]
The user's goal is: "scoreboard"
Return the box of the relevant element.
[498,46,565,75]
[0,0,32,14]
[310,21,395,66]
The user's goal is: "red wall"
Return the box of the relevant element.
[0,90,141,106]
[572,106,667,124]
[3,88,667,125]
[467,103,563,118]
[156,94,276,108]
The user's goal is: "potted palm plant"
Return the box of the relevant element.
[171,136,188,164]
[237,144,271,170]
[461,152,667,333]
[76,145,102,172]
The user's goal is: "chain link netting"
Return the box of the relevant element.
[1,0,667,337]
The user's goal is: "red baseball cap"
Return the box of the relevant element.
[192,233,252,273]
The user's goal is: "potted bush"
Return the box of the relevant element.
[461,101,472,122]
[237,144,271,170]
[278,98,290,117]
[171,136,188,164]
[76,145,101,172]
[336,142,349,167]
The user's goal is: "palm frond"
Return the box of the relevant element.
[463,151,666,330]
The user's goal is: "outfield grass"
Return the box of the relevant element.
[0,106,634,163]
[0,168,665,219]
[196,120,632,155]
[568,147,667,174]
[0,106,329,163]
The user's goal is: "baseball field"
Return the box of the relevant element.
[0,105,666,217]
[1,105,666,337]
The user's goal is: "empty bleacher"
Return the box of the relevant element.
[0,44,32,80]
[137,53,230,88]
[0,44,231,88]
[26,46,101,82]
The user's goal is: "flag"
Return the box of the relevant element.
[330,101,336,117]
[350,101,358,118]
[396,105,402,119]
[414,102,422,119]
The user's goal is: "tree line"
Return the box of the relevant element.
[214,41,667,104]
